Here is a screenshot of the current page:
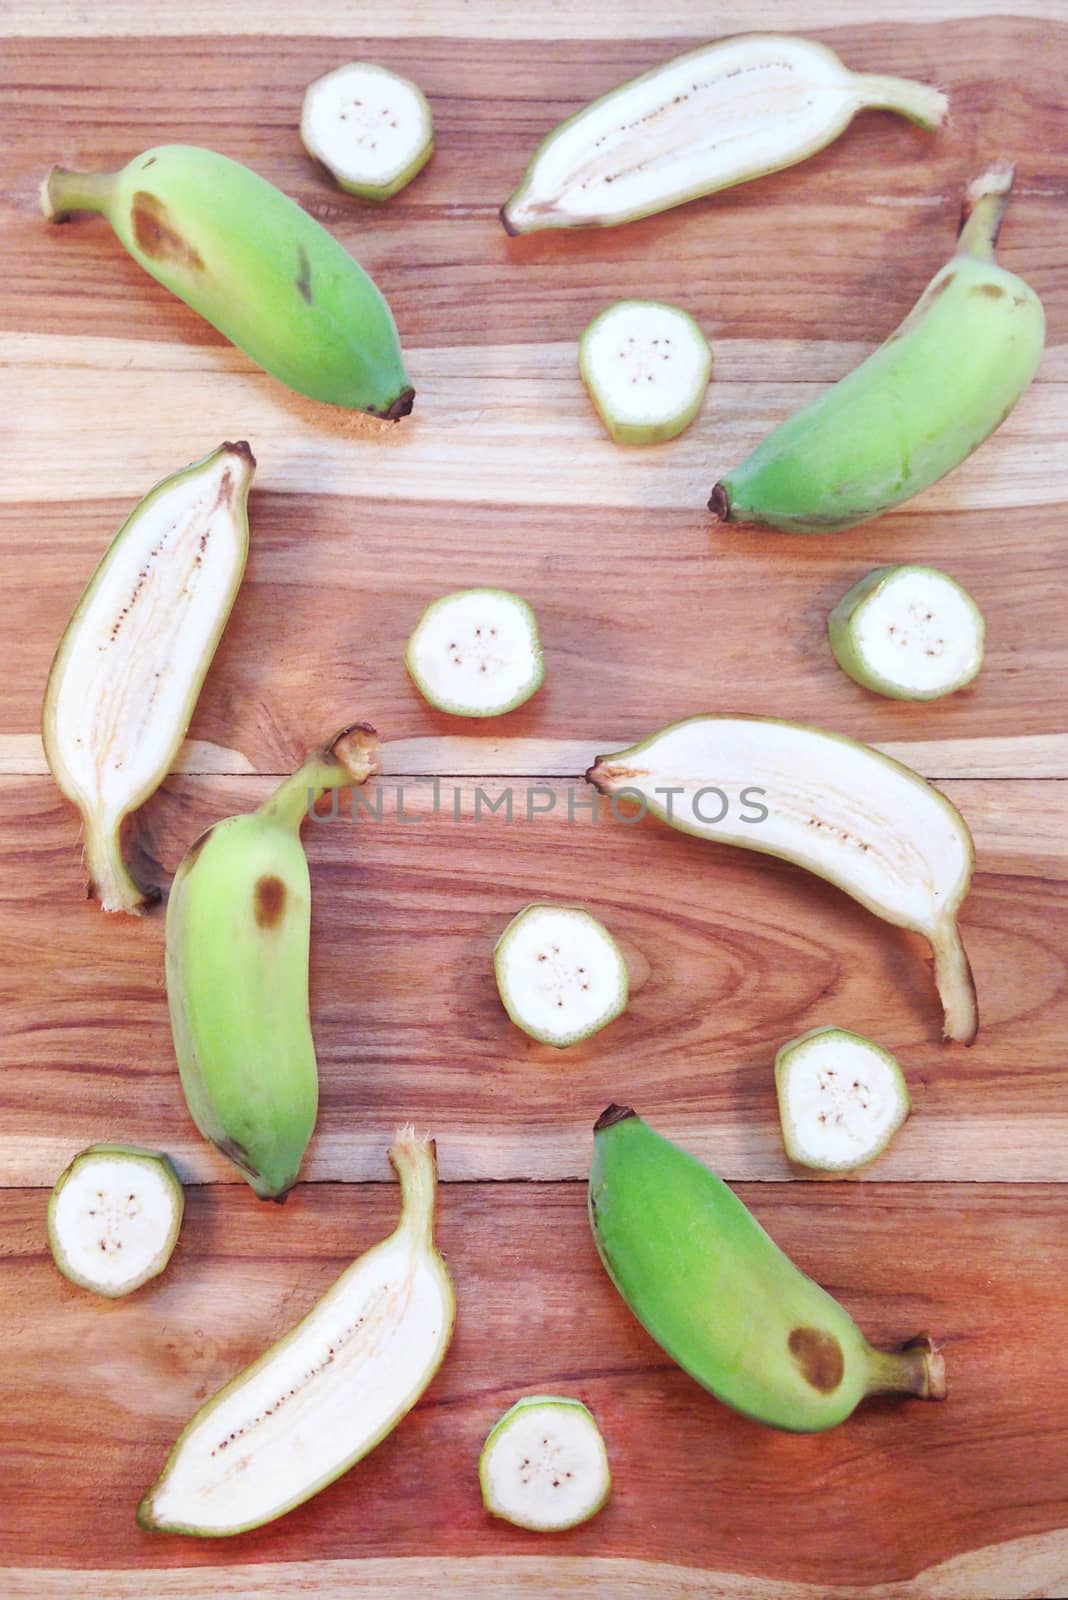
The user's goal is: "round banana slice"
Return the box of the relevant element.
[828,565,985,700]
[301,62,433,200]
[579,299,712,445]
[480,1395,611,1532]
[775,1026,911,1172]
[405,588,544,717]
[494,902,629,1048]
[48,1144,184,1297]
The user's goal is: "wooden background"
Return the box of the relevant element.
[1,1,1066,1595]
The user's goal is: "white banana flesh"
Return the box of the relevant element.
[494,903,629,1048]
[48,1145,184,1297]
[405,588,544,717]
[829,566,985,700]
[138,1130,453,1536]
[502,35,946,233]
[42,442,253,913]
[775,1027,911,1172]
[301,62,434,200]
[587,716,977,1043]
[579,299,712,445]
[480,1395,611,1531]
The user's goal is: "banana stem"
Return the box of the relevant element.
[931,917,979,1045]
[390,1129,439,1249]
[866,1336,947,1401]
[84,816,153,915]
[258,724,378,833]
[956,165,1016,261]
[41,165,118,222]
[855,74,948,131]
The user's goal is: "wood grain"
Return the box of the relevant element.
[3,1178,1068,1595]
[2,773,1065,1186]
[1,3,1066,1595]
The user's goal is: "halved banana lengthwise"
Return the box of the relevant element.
[480,1396,611,1531]
[579,300,712,445]
[829,566,985,700]
[42,146,415,418]
[48,1144,184,1298]
[42,442,254,915]
[710,166,1045,533]
[138,1129,454,1536]
[494,903,629,1047]
[302,62,434,200]
[590,1107,946,1432]
[166,725,378,1200]
[502,35,946,233]
[775,1027,911,1172]
[587,716,977,1043]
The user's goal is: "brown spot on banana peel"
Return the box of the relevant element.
[131,192,204,270]
[253,874,287,928]
[788,1327,845,1393]
[971,281,1007,299]
[295,245,313,305]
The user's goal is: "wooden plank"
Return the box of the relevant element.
[4,486,1068,767]
[2,29,1065,352]
[6,733,1068,780]
[2,0,1065,38]
[3,1179,1068,1595]
[2,775,1065,1186]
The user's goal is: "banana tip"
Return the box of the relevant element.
[594,1104,636,1133]
[222,440,256,469]
[377,388,415,422]
[708,482,730,521]
[500,203,520,237]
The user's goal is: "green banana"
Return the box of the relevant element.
[710,165,1045,533]
[166,725,377,1200]
[41,145,414,418]
[589,1107,946,1432]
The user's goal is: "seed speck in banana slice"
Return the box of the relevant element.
[495,903,629,1048]
[580,299,712,445]
[302,62,434,200]
[48,1144,184,1298]
[775,1026,911,1172]
[405,588,544,717]
[829,566,985,700]
[480,1396,611,1531]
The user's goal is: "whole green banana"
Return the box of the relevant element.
[166,726,377,1200]
[41,145,414,419]
[589,1107,946,1432]
[710,165,1044,532]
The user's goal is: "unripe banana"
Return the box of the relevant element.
[710,166,1045,533]
[166,725,377,1199]
[590,1106,946,1432]
[41,146,414,419]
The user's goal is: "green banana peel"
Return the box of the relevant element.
[710,165,1045,533]
[42,146,414,418]
[590,1106,946,1432]
[166,725,378,1199]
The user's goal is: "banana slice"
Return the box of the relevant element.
[405,589,544,717]
[48,1145,184,1298]
[301,62,434,200]
[829,566,985,701]
[580,300,712,445]
[480,1396,611,1531]
[501,35,946,233]
[42,442,253,914]
[494,903,629,1048]
[775,1027,911,1172]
